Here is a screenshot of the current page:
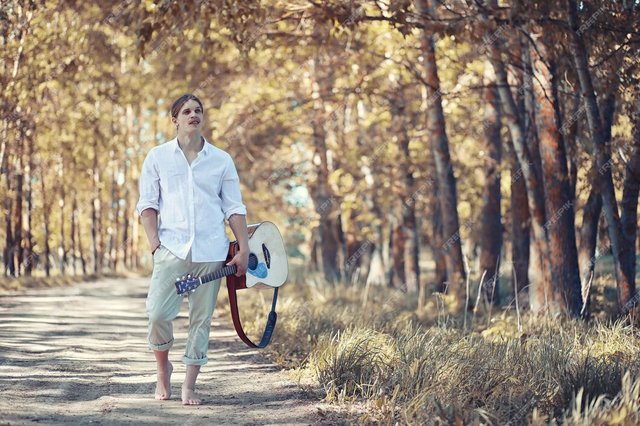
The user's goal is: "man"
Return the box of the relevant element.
[136,94,249,405]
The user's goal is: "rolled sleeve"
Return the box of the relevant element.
[221,156,247,220]
[136,149,160,216]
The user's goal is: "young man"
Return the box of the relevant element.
[136,94,249,405]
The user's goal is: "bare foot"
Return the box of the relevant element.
[155,362,173,400]
[181,386,203,405]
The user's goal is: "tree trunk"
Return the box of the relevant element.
[91,135,102,274]
[578,93,616,294]
[366,209,386,287]
[13,139,24,277]
[70,188,77,275]
[400,151,421,295]
[620,96,640,311]
[308,231,320,273]
[420,85,447,295]
[131,105,143,269]
[122,144,131,269]
[310,56,342,284]
[489,37,551,313]
[531,42,582,316]
[389,221,405,289]
[578,186,602,292]
[564,94,581,201]
[0,119,11,277]
[514,36,534,302]
[390,94,420,293]
[510,151,530,296]
[130,180,139,271]
[478,78,502,304]
[3,3,31,277]
[74,192,87,275]
[428,169,447,293]
[58,158,66,275]
[23,133,34,275]
[567,0,635,311]
[415,0,466,308]
[0,118,8,179]
[519,34,544,195]
[4,182,14,277]
[109,149,120,271]
[39,165,51,277]
[366,244,386,287]
[402,192,421,294]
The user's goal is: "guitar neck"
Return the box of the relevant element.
[199,264,237,284]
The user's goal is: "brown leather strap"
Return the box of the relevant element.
[227,273,278,349]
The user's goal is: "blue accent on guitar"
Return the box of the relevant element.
[248,262,268,279]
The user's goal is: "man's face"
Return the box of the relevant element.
[174,99,203,132]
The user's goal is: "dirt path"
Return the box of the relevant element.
[0,276,331,425]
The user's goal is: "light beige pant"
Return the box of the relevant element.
[146,245,223,366]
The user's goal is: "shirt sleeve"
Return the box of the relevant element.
[220,155,247,220]
[136,149,160,216]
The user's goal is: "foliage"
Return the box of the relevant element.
[2,1,638,302]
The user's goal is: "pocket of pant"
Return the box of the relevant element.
[153,245,164,262]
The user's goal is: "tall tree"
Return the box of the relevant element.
[309,52,344,284]
[414,0,466,308]
[531,31,582,315]
[567,0,636,311]
[620,95,640,310]
[389,88,421,293]
[478,74,502,304]
[510,142,530,296]
[487,29,551,313]
[578,93,616,296]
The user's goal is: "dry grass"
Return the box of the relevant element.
[236,275,640,425]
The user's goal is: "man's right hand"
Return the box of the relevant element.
[140,208,161,255]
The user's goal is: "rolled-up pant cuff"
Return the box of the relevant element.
[149,338,174,352]
[182,354,208,366]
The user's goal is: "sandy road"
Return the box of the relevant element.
[0,276,328,425]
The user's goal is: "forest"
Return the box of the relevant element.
[2,1,640,422]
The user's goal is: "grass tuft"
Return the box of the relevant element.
[235,276,640,424]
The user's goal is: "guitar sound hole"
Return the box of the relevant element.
[248,253,258,270]
[262,243,271,269]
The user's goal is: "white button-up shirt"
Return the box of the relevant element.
[136,138,247,262]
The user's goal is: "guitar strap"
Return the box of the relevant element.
[226,273,279,348]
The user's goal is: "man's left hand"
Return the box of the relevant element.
[227,248,249,276]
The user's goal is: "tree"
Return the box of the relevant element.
[478,72,502,305]
[567,0,636,311]
[530,28,582,316]
[414,0,466,308]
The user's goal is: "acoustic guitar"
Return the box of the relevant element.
[174,221,288,348]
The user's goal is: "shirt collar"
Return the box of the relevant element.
[170,137,211,156]
[170,138,180,153]
[201,138,212,156]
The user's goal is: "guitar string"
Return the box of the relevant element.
[202,265,236,284]
[179,265,237,292]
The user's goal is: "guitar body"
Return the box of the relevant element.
[227,221,289,290]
